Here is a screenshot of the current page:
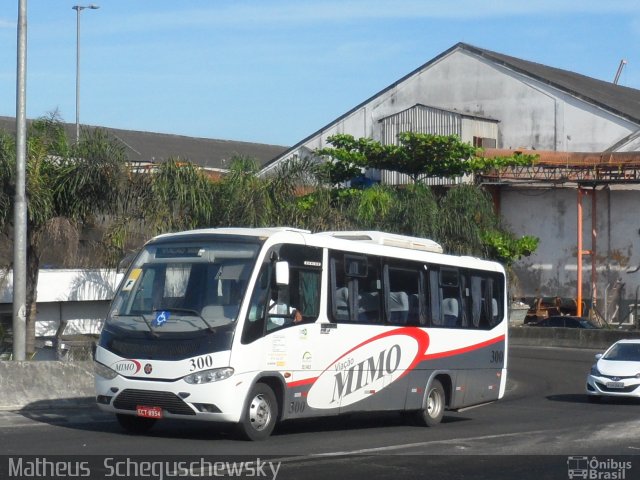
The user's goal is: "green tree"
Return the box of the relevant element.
[314,132,539,263]
[436,184,499,256]
[317,132,537,183]
[388,183,439,239]
[144,158,219,233]
[0,115,128,355]
[217,156,271,227]
[372,132,478,182]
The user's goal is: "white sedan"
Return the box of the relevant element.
[586,339,640,402]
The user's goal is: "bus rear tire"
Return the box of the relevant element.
[236,383,278,441]
[415,379,445,427]
[116,413,157,434]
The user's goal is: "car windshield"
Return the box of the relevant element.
[106,239,260,334]
[603,343,640,362]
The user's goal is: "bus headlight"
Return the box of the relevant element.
[184,367,234,385]
[94,361,118,380]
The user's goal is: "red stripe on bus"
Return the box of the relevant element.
[287,377,318,388]
[421,334,505,361]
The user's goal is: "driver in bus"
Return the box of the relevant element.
[268,288,302,327]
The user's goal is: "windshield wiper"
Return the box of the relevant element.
[111,313,158,338]
[153,307,216,332]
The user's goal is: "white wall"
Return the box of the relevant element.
[502,186,640,307]
[35,301,110,336]
[0,269,122,336]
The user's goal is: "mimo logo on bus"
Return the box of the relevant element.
[307,329,429,408]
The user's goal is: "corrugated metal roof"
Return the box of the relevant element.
[0,116,287,170]
[460,43,640,125]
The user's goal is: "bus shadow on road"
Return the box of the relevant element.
[274,411,471,437]
[16,398,235,439]
[18,397,115,430]
[15,399,471,440]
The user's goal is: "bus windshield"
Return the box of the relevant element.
[106,240,260,334]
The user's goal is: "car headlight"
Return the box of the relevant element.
[94,361,118,380]
[184,367,234,385]
[590,364,601,376]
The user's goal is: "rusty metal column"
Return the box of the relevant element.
[577,188,584,317]
[577,186,597,317]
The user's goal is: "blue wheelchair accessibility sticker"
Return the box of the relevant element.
[152,311,170,327]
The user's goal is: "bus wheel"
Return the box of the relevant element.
[116,413,156,434]
[237,383,278,441]
[415,379,445,427]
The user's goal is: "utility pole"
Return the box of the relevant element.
[13,0,28,360]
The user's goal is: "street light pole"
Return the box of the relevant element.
[73,4,99,143]
[13,0,28,361]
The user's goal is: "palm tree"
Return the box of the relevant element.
[436,184,498,257]
[388,183,439,239]
[142,157,219,234]
[0,115,128,355]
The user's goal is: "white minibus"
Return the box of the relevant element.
[95,228,507,440]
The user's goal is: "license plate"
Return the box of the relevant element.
[136,405,163,418]
[606,381,625,389]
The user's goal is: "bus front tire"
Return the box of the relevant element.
[415,379,445,427]
[116,413,157,434]
[237,383,278,441]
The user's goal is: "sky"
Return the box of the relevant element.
[1,1,640,147]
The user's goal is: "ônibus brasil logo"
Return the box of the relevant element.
[307,328,429,409]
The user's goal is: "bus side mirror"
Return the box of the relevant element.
[275,261,289,286]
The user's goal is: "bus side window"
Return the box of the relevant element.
[330,252,382,323]
[439,268,461,328]
[353,255,382,324]
[297,270,321,321]
[330,255,350,322]
[384,262,420,325]
[466,272,504,329]
[278,244,322,325]
[470,275,483,328]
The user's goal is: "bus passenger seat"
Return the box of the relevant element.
[335,287,349,321]
[442,298,459,327]
[389,291,409,324]
[491,298,499,324]
[358,291,380,322]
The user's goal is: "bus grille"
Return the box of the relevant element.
[109,339,200,360]
[113,389,196,415]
